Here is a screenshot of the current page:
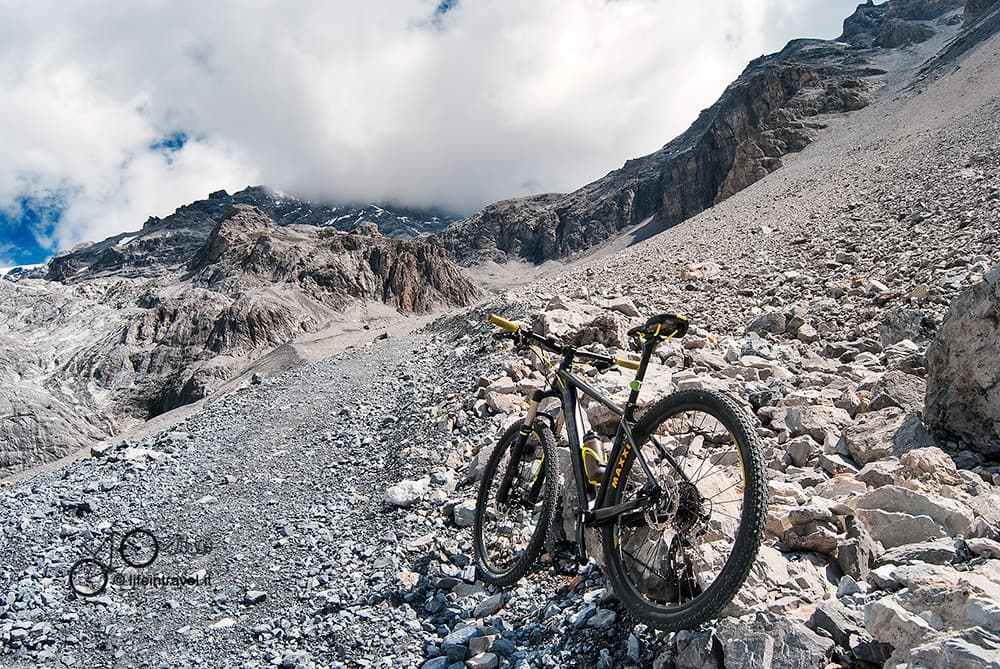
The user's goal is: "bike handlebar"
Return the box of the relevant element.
[488,314,640,371]
[487,313,520,333]
[614,356,641,370]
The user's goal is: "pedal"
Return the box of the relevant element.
[545,539,584,576]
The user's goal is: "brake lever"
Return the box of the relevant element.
[500,330,530,350]
[492,332,520,352]
[592,360,613,373]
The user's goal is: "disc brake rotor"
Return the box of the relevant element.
[643,474,678,532]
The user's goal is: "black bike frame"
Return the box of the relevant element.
[505,336,688,561]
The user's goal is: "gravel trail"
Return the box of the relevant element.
[0,330,505,668]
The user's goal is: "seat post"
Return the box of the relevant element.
[624,337,658,420]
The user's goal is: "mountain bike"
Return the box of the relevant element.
[472,312,766,630]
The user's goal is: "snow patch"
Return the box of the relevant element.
[1,263,44,275]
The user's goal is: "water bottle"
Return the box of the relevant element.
[582,432,608,490]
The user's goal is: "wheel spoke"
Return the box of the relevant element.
[706,479,743,499]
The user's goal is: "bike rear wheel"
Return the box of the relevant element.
[601,389,766,630]
[473,419,559,587]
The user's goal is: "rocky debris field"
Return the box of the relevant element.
[0,331,510,668]
[4,266,1000,668]
[400,264,1000,669]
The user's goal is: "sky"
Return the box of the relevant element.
[0,0,861,268]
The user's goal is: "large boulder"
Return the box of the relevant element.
[865,561,1000,666]
[852,485,975,542]
[907,627,1000,669]
[531,302,629,348]
[925,266,1000,458]
[781,405,853,443]
[865,370,926,413]
[839,408,936,465]
[865,597,937,656]
[714,613,834,669]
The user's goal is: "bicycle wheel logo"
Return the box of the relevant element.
[68,528,159,597]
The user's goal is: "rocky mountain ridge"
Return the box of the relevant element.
[440,0,973,265]
[840,0,964,49]
[0,204,477,475]
[42,185,457,283]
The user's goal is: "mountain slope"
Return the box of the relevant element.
[0,204,477,475]
[440,0,966,264]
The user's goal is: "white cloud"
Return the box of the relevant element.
[0,0,858,252]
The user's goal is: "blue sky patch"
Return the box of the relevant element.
[150,131,189,164]
[429,0,457,28]
[0,193,66,266]
[435,0,457,16]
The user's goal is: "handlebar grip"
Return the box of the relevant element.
[615,356,641,371]
[488,314,520,333]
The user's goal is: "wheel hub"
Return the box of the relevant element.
[673,482,706,534]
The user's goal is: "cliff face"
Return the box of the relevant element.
[441,0,971,265]
[841,0,963,48]
[71,204,477,421]
[189,205,474,314]
[964,0,999,22]
[441,41,877,264]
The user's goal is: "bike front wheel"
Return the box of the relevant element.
[473,419,559,587]
[601,389,766,630]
